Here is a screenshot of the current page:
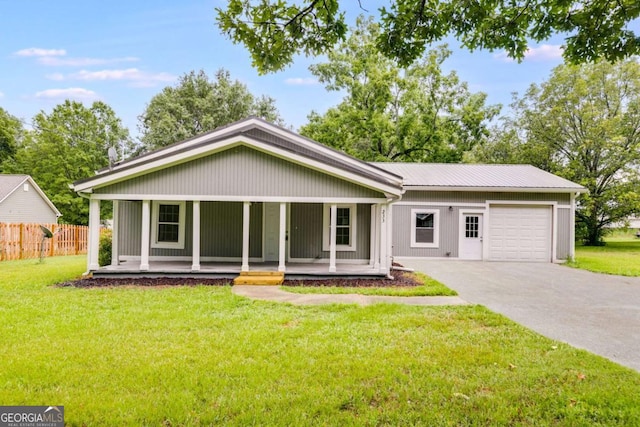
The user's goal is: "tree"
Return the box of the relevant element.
[470,60,640,245]
[0,107,23,172]
[216,0,640,74]
[3,101,133,225]
[138,69,283,150]
[300,17,500,163]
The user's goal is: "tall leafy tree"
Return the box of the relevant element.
[300,17,500,162]
[3,101,133,225]
[138,69,283,150]
[0,107,23,172]
[470,60,640,245]
[216,0,640,73]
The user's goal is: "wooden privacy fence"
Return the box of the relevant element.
[0,223,89,261]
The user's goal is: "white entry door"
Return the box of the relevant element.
[459,213,483,260]
[264,203,281,262]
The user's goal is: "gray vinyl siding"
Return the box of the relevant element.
[200,202,262,258]
[392,205,459,258]
[118,201,142,256]
[556,207,571,260]
[118,201,262,258]
[393,191,574,260]
[289,203,371,260]
[0,186,58,223]
[402,191,571,204]
[96,146,383,199]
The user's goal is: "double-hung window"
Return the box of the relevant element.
[151,201,186,249]
[410,209,439,248]
[322,204,357,252]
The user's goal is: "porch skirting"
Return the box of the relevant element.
[93,260,387,278]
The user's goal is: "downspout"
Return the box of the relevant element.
[384,186,404,280]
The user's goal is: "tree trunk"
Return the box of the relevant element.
[584,212,604,246]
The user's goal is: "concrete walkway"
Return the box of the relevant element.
[402,259,640,372]
[232,285,468,306]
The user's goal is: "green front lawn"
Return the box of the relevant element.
[282,272,457,296]
[2,256,640,425]
[568,238,640,276]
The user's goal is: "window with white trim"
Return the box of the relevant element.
[411,209,439,248]
[151,201,186,249]
[322,204,357,252]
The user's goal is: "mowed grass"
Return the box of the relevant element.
[2,257,640,425]
[282,272,457,296]
[568,233,640,276]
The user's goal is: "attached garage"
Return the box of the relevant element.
[488,205,552,262]
[375,163,586,263]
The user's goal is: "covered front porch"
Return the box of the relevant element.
[86,199,394,277]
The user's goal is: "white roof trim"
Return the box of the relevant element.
[74,135,404,197]
[0,176,28,205]
[103,119,260,173]
[88,194,389,203]
[0,176,62,217]
[251,120,402,183]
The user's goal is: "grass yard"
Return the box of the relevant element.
[2,256,640,425]
[568,232,640,276]
[282,272,457,296]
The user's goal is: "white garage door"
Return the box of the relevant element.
[489,205,552,262]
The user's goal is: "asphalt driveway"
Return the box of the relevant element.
[401,260,640,372]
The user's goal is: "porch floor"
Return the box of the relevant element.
[93,261,386,278]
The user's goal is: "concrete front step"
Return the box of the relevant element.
[233,271,285,286]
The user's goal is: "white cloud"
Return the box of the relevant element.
[284,77,319,86]
[492,51,512,62]
[51,68,175,87]
[494,44,563,62]
[15,48,66,57]
[35,87,98,101]
[37,56,139,67]
[45,73,65,81]
[524,44,563,61]
[0,91,4,98]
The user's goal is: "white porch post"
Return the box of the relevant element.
[87,198,100,271]
[379,203,388,274]
[329,203,337,273]
[111,200,119,266]
[241,201,250,272]
[140,200,150,271]
[192,200,200,271]
[278,202,286,272]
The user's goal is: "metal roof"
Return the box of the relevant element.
[74,117,404,196]
[371,163,585,191]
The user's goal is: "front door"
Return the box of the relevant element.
[264,203,282,262]
[459,213,483,260]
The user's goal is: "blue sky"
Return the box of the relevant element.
[1,0,635,140]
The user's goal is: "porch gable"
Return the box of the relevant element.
[93,145,386,200]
